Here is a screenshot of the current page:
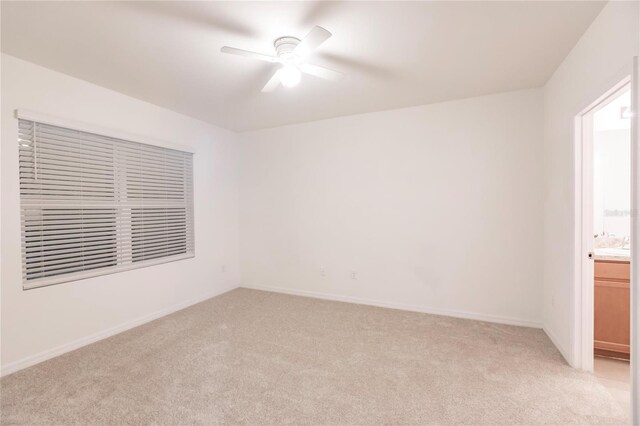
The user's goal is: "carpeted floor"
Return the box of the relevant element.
[0,288,630,425]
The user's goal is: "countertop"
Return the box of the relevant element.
[594,248,630,262]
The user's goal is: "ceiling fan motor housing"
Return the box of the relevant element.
[274,36,300,61]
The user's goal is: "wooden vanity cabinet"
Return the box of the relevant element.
[594,259,630,359]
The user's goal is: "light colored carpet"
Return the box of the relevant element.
[0,288,630,425]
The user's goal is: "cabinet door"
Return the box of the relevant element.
[594,261,630,355]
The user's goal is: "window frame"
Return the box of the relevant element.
[16,110,196,290]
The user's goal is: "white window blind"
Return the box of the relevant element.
[18,119,194,289]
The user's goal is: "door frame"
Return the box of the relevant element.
[574,75,631,372]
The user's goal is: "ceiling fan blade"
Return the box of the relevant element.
[261,70,281,92]
[220,46,279,63]
[293,26,331,58]
[299,63,344,82]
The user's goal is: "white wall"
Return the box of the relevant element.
[0,54,240,374]
[593,129,631,240]
[239,88,544,327]
[542,1,639,365]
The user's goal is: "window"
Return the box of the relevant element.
[18,118,194,289]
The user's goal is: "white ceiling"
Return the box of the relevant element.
[1,1,605,132]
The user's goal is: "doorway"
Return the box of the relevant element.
[592,84,632,414]
[592,86,632,362]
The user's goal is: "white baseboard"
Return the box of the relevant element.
[543,325,573,367]
[242,284,542,329]
[1,284,239,377]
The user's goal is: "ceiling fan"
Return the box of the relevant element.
[221,26,344,92]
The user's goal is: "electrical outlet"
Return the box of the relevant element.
[350,271,357,280]
[221,264,226,273]
[320,268,326,277]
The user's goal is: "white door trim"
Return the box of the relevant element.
[573,72,631,372]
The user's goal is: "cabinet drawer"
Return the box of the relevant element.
[594,260,630,281]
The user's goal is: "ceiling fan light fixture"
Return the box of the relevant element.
[279,63,301,88]
[220,26,341,92]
